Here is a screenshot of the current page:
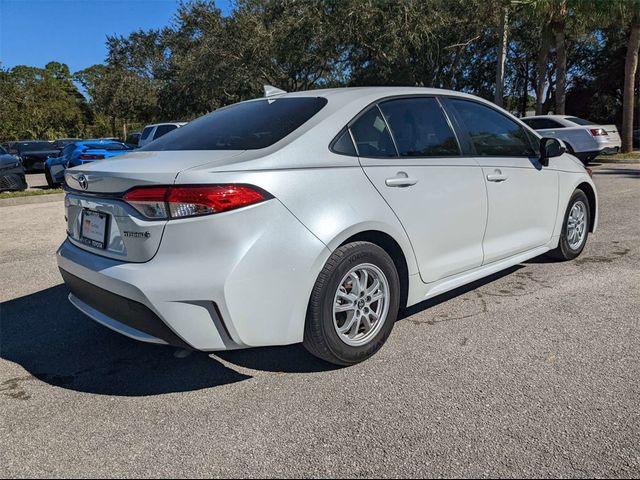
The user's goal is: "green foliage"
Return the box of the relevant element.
[0,0,633,143]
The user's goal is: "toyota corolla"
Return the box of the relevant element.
[58,87,597,365]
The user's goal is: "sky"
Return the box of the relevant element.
[0,0,233,73]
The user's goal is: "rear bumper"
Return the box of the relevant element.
[61,268,193,349]
[56,199,330,351]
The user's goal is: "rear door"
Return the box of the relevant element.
[446,98,558,264]
[355,97,488,283]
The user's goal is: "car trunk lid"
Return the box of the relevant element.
[64,150,245,262]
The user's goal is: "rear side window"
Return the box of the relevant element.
[153,124,178,139]
[449,99,536,157]
[379,98,459,157]
[331,129,357,156]
[350,106,397,158]
[141,127,154,140]
[0,146,6,154]
[143,97,328,151]
[522,118,563,130]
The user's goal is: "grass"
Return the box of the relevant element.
[597,151,640,161]
[0,188,63,200]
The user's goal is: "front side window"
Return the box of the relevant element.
[450,99,536,157]
[349,106,397,158]
[143,97,328,151]
[379,97,459,157]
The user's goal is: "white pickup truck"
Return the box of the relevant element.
[522,115,621,164]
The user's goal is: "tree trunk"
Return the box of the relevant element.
[494,2,510,107]
[535,25,552,115]
[123,120,128,141]
[622,8,640,153]
[552,1,568,115]
[110,116,117,138]
[521,60,529,117]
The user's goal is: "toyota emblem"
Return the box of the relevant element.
[77,174,88,190]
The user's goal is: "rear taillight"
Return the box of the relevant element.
[79,154,105,160]
[122,185,270,220]
[590,128,608,137]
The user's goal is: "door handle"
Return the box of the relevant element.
[486,169,508,182]
[385,172,418,188]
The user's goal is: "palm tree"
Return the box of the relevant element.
[622,1,640,153]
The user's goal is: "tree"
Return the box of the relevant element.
[622,0,640,153]
[495,1,511,106]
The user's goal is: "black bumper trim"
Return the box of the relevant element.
[59,268,193,350]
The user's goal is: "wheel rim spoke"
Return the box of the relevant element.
[567,201,587,250]
[333,263,390,347]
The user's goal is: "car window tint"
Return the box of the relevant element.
[84,143,129,151]
[332,129,357,156]
[143,98,327,151]
[379,97,459,157]
[141,127,154,140]
[0,146,6,154]
[450,99,536,157]
[349,106,397,157]
[153,124,178,139]
[522,118,564,129]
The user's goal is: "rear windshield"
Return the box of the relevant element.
[142,97,328,151]
[565,117,595,126]
[84,143,130,151]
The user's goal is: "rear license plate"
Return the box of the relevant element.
[80,210,109,249]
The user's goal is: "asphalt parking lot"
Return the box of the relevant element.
[1,163,639,478]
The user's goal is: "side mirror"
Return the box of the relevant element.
[539,137,565,166]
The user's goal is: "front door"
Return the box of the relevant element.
[446,98,559,264]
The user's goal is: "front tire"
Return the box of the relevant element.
[303,241,400,366]
[548,189,590,261]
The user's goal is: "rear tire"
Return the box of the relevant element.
[303,241,400,366]
[548,189,590,261]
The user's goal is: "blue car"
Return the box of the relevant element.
[45,140,132,187]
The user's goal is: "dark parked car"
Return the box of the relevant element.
[7,140,60,172]
[0,145,27,191]
[125,131,141,147]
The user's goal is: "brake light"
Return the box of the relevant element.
[79,154,105,160]
[585,167,593,178]
[590,128,608,137]
[122,185,269,219]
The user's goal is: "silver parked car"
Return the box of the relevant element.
[522,115,621,164]
[58,87,597,365]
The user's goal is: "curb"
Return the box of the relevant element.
[0,193,65,208]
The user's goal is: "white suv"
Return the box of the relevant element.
[138,122,187,147]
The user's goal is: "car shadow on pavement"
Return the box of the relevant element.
[0,284,340,397]
[399,265,523,319]
[0,285,252,396]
